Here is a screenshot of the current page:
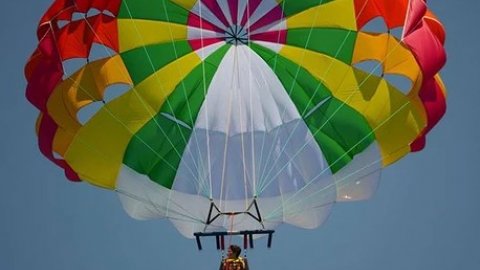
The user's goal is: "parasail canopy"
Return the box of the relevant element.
[26,0,446,238]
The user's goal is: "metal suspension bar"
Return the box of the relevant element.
[193,230,275,250]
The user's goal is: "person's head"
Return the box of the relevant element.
[227,245,242,258]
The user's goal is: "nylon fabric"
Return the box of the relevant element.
[123,45,231,189]
[251,43,374,173]
[286,0,356,30]
[279,45,427,165]
[64,52,202,188]
[47,55,132,155]
[118,19,188,52]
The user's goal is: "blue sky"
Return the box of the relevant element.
[1,1,480,269]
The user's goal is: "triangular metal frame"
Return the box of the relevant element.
[203,198,264,231]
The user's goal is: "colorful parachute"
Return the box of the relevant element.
[25,0,446,238]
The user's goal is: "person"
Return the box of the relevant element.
[219,245,249,270]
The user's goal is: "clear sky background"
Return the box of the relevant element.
[1,1,479,270]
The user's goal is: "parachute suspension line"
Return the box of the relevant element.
[255,0,289,197]
[248,0,259,199]
[115,188,206,225]
[228,215,235,246]
[262,90,410,213]
[257,0,371,191]
[44,84,200,204]
[158,0,211,190]
[219,45,239,210]
[265,101,412,220]
[197,0,215,199]
[269,143,411,219]
[257,0,372,192]
[65,2,205,196]
[237,47,249,211]
[256,0,328,191]
[257,28,352,188]
[179,0,214,198]
[44,21,195,186]
[247,48,275,197]
[272,200,337,222]
[271,0,289,73]
[230,0,252,210]
[129,2,214,201]
[257,1,421,196]
[260,33,423,199]
[122,1,207,190]
[59,75,195,179]
[56,10,208,215]
[245,1,258,198]
[255,0,372,193]
[117,186,205,224]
